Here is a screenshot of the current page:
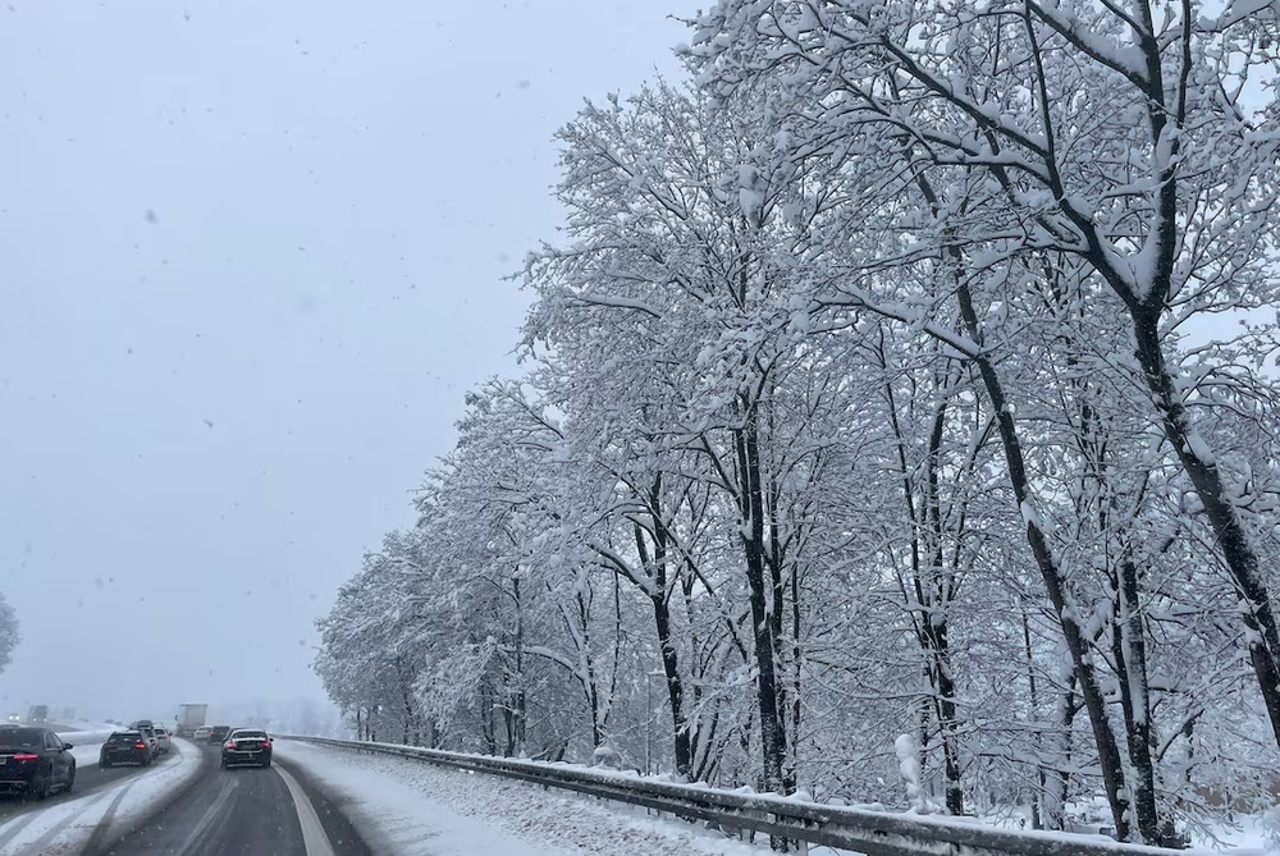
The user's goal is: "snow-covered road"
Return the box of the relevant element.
[0,737,202,855]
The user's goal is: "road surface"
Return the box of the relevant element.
[0,737,373,855]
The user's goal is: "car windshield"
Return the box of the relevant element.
[0,728,42,748]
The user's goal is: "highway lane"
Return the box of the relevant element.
[0,736,181,823]
[86,743,373,856]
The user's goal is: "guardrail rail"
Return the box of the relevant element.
[280,735,1207,856]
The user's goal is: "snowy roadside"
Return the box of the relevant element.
[277,739,764,856]
[0,736,205,856]
[49,725,114,768]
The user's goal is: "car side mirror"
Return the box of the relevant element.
[62,743,73,750]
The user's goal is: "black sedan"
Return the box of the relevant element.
[220,729,272,769]
[99,731,153,768]
[0,727,75,799]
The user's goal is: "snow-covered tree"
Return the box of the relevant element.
[0,593,17,675]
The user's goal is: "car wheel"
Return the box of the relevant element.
[220,759,227,770]
[262,759,271,768]
[99,760,111,769]
[31,771,51,801]
[64,766,75,794]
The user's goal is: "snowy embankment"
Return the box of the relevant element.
[46,721,118,767]
[0,737,205,856]
[277,740,1280,856]
[277,740,762,856]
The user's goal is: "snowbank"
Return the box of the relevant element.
[277,740,763,856]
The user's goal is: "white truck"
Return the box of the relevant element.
[174,703,208,738]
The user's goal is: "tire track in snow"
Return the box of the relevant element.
[172,773,238,856]
[0,809,42,853]
[0,787,119,855]
[77,778,140,855]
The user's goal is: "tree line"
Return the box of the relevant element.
[315,1,1280,845]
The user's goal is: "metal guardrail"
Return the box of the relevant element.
[280,735,1204,856]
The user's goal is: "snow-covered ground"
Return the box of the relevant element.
[0,736,205,856]
[1188,814,1276,856]
[278,741,1280,856]
[277,740,763,856]
[59,731,113,769]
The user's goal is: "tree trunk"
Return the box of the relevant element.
[480,679,497,755]
[1021,610,1043,830]
[953,276,1133,841]
[885,357,966,816]
[637,487,695,778]
[923,391,963,816]
[1110,556,1160,843]
[735,402,790,798]
[1043,679,1078,832]
[1131,309,1280,748]
[509,577,527,757]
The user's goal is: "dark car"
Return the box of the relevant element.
[0,727,75,799]
[99,731,152,768]
[220,729,272,769]
[207,725,232,744]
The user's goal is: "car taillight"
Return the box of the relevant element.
[13,753,37,762]
[261,740,272,749]
[135,742,147,749]
[225,741,235,749]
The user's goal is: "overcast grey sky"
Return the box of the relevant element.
[0,1,687,722]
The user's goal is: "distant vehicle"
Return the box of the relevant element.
[5,714,19,723]
[99,731,152,768]
[27,706,48,724]
[174,704,208,738]
[221,729,272,769]
[0,727,75,798]
[192,726,211,741]
[152,726,172,755]
[133,725,159,758]
[207,725,232,745]
[130,719,154,730]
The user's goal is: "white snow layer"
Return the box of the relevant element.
[276,739,765,856]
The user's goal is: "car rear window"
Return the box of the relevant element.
[232,730,267,740]
[108,732,143,743]
[0,728,42,747]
